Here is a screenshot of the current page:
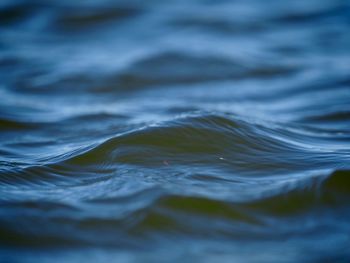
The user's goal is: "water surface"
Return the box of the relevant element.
[1,0,350,262]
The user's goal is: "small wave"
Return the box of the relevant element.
[0,169,348,249]
[63,113,347,170]
[0,118,37,131]
[53,6,142,33]
[88,52,299,93]
[1,113,348,189]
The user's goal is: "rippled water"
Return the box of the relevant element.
[1,0,350,262]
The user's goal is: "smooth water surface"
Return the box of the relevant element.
[1,0,350,262]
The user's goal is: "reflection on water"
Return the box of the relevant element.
[1,0,350,262]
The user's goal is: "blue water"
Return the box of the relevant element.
[1,0,350,262]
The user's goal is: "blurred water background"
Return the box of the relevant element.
[0,0,350,262]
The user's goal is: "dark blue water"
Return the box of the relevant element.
[1,0,350,262]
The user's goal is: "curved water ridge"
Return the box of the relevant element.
[1,113,349,189]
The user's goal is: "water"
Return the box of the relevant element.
[1,0,350,262]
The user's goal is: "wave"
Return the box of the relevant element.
[0,168,349,248]
[1,113,348,189]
